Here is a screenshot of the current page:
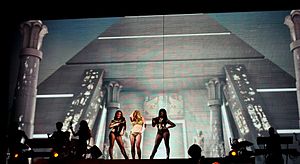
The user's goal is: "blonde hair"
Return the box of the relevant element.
[131,110,144,126]
[133,110,142,120]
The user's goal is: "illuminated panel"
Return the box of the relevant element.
[98,32,231,40]
[277,129,300,134]
[256,88,297,92]
[36,94,74,98]
[224,64,271,141]
[32,134,48,138]
[62,69,104,132]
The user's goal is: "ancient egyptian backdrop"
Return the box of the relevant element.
[8,11,298,159]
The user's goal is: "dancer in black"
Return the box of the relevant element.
[150,108,176,159]
[109,110,129,159]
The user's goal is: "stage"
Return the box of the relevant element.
[30,158,255,164]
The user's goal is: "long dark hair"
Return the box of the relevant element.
[158,108,168,120]
[79,120,91,140]
[114,110,125,121]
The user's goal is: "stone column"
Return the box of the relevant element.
[12,20,48,138]
[103,81,122,159]
[285,10,300,126]
[206,78,224,157]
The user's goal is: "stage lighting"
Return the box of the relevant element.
[229,150,238,157]
[14,153,19,158]
[212,162,220,164]
[53,152,59,158]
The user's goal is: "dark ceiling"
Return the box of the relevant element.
[6,1,300,21]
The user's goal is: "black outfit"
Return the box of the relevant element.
[109,117,128,159]
[110,118,126,136]
[153,117,171,134]
[150,117,176,159]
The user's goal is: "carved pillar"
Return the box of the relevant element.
[106,81,122,109]
[12,20,48,138]
[285,10,300,127]
[103,81,122,159]
[206,78,224,157]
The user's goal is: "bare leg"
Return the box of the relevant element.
[150,133,163,159]
[136,133,142,159]
[163,131,170,159]
[130,133,136,159]
[116,136,129,159]
[109,132,116,159]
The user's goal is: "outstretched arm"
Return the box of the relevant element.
[70,126,77,136]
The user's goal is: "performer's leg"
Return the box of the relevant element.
[130,133,136,159]
[109,132,116,159]
[163,131,170,159]
[117,136,129,159]
[150,133,163,159]
[136,133,142,159]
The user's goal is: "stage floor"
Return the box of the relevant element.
[32,157,255,164]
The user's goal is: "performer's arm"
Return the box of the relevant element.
[152,117,157,127]
[142,116,146,128]
[69,122,77,136]
[109,120,120,129]
[123,119,127,131]
[130,111,134,122]
[166,119,176,129]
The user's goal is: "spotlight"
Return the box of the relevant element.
[229,150,237,157]
[53,152,59,158]
[14,153,19,158]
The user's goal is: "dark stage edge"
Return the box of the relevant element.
[33,158,255,164]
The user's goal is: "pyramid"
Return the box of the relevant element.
[35,13,298,158]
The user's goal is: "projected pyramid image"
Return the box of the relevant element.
[34,13,298,159]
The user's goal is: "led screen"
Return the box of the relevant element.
[8,10,299,162]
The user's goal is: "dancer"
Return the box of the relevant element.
[109,110,129,159]
[129,110,146,159]
[150,108,176,159]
